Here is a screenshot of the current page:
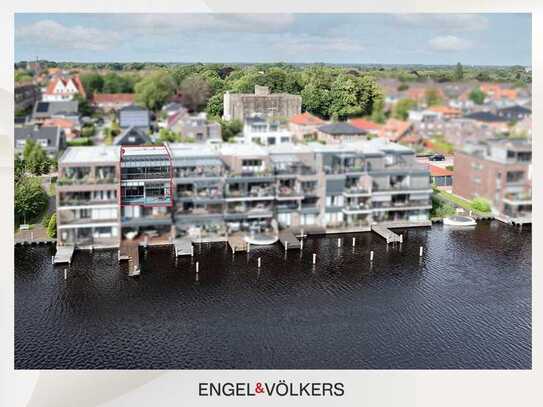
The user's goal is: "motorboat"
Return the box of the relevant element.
[443,215,477,227]
[244,233,278,246]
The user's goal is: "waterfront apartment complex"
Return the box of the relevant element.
[453,139,532,221]
[56,139,432,247]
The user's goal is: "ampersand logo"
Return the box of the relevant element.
[255,382,264,394]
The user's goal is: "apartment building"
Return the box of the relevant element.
[453,139,532,221]
[242,115,293,145]
[56,140,431,247]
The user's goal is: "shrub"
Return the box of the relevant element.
[42,212,53,228]
[470,197,491,213]
[67,137,93,147]
[47,213,57,238]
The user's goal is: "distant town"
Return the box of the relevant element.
[14,61,532,267]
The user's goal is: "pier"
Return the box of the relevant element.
[53,245,75,264]
[119,241,140,276]
[371,225,401,244]
[279,229,301,250]
[174,237,194,256]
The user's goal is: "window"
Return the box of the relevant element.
[16,139,26,148]
[37,138,49,148]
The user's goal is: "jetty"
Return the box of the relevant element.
[279,229,301,250]
[53,245,75,264]
[174,237,194,256]
[119,241,140,276]
[371,225,402,244]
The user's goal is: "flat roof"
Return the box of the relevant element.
[60,146,120,164]
[220,142,268,157]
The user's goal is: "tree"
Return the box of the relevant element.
[425,88,442,107]
[15,154,26,184]
[135,70,176,111]
[15,176,48,224]
[180,74,212,112]
[454,62,464,81]
[301,83,332,119]
[470,197,491,213]
[206,93,224,118]
[218,119,243,142]
[23,140,50,175]
[74,94,93,117]
[393,98,416,120]
[47,213,57,238]
[81,72,104,95]
[469,88,486,105]
[102,72,135,93]
[370,96,386,124]
[156,128,181,144]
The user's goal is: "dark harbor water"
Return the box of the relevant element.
[15,222,531,369]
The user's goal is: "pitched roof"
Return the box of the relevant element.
[42,118,77,129]
[349,118,381,131]
[429,164,453,177]
[428,105,461,115]
[113,126,151,146]
[318,122,367,135]
[290,111,325,126]
[379,119,412,142]
[92,93,135,105]
[45,75,86,97]
[14,126,62,150]
[496,105,532,115]
[32,101,79,118]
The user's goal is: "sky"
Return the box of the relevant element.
[14,13,531,66]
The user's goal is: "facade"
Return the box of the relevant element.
[42,76,86,102]
[223,85,302,122]
[119,105,150,129]
[429,164,453,188]
[243,116,292,145]
[15,125,65,157]
[57,140,431,247]
[15,83,41,113]
[453,139,532,220]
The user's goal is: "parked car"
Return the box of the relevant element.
[429,154,445,161]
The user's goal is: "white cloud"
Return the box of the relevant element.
[16,20,122,51]
[114,13,296,35]
[394,14,489,32]
[428,35,472,51]
[277,34,365,55]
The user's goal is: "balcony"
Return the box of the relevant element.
[503,192,532,206]
[276,186,304,200]
[122,195,172,206]
[343,186,371,197]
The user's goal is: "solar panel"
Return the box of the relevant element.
[36,102,49,113]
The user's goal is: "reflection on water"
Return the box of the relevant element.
[15,222,531,369]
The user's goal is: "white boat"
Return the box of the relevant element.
[244,233,278,246]
[443,215,477,227]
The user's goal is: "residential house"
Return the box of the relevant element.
[349,118,381,136]
[31,100,79,124]
[243,115,292,145]
[92,93,136,112]
[15,125,65,157]
[429,164,453,188]
[42,118,79,141]
[114,126,151,146]
[289,112,326,142]
[378,119,413,143]
[42,76,86,102]
[316,123,367,144]
[15,83,41,113]
[223,85,302,122]
[496,105,531,122]
[167,112,221,143]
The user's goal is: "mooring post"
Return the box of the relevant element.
[419,246,423,257]
[257,257,261,268]
[64,268,67,280]
[337,238,342,247]
[312,253,316,264]
[352,237,356,247]
[285,241,288,251]
[300,238,303,250]
[399,234,403,243]
[370,250,374,262]
[51,256,54,265]
[247,243,250,253]
[196,261,199,274]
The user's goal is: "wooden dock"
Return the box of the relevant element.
[279,229,301,250]
[371,225,402,244]
[227,233,248,252]
[119,241,140,277]
[174,237,194,256]
[53,245,75,264]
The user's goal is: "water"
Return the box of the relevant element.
[15,222,531,369]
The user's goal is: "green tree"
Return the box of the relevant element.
[15,154,26,184]
[301,83,332,119]
[218,119,243,142]
[180,74,212,112]
[425,88,442,107]
[454,62,464,81]
[102,72,135,93]
[370,96,386,124]
[135,70,176,111]
[81,72,104,95]
[470,197,491,213]
[393,98,416,120]
[74,94,93,116]
[157,128,181,144]
[469,88,486,105]
[206,93,224,118]
[23,140,50,175]
[15,176,48,224]
[47,213,57,238]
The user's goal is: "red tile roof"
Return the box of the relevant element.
[290,112,325,126]
[349,118,381,131]
[45,75,86,98]
[92,93,136,104]
[42,118,77,129]
[429,164,453,177]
